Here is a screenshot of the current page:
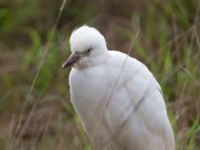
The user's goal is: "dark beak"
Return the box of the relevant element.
[62,51,81,68]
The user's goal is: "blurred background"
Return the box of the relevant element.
[0,0,200,149]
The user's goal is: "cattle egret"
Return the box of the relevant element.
[62,25,175,150]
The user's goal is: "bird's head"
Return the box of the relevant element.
[62,25,107,69]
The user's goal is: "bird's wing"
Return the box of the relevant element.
[105,52,175,150]
[118,57,175,150]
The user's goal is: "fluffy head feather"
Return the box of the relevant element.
[69,25,107,53]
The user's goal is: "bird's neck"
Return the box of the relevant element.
[74,51,109,69]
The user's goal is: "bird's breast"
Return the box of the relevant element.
[69,67,113,123]
[69,67,134,148]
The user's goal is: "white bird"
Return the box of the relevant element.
[62,25,175,150]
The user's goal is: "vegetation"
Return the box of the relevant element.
[0,0,199,149]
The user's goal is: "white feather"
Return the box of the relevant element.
[67,25,175,150]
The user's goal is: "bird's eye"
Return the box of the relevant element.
[86,48,92,53]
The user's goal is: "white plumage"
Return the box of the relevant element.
[63,25,175,150]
